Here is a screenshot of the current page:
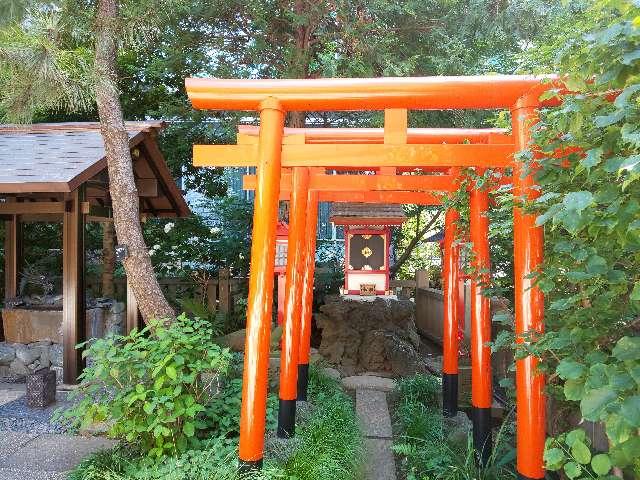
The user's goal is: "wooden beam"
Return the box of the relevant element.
[135,178,158,197]
[62,187,86,385]
[275,190,442,204]
[194,143,515,168]
[243,173,457,192]
[0,202,65,215]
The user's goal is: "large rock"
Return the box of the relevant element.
[49,343,63,367]
[15,344,40,365]
[316,296,427,377]
[0,343,16,365]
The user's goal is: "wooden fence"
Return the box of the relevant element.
[86,268,247,315]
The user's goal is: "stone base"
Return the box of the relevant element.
[26,368,57,408]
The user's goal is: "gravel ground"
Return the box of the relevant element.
[0,383,72,434]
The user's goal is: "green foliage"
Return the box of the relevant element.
[521,1,640,478]
[267,366,364,479]
[393,374,515,480]
[58,315,234,458]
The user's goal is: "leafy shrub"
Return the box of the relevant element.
[393,374,515,480]
[58,314,233,458]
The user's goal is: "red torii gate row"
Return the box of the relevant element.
[239,122,504,464]
[186,75,555,480]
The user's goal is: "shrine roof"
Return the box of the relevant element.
[329,202,406,226]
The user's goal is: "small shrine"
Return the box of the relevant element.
[330,203,406,296]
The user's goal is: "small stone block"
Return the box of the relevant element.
[26,368,56,408]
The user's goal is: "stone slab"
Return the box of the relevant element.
[343,375,395,392]
[356,389,393,439]
[2,309,63,344]
[1,433,116,472]
[364,438,397,480]
[0,468,68,480]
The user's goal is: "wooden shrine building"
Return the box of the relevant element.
[330,202,406,295]
[0,122,190,384]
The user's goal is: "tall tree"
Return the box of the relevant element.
[0,1,179,321]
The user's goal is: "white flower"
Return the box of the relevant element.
[148,249,155,256]
[164,222,175,233]
[239,253,245,260]
[210,227,221,235]
[153,244,160,250]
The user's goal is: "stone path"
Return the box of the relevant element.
[0,383,116,478]
[352,377,397,480]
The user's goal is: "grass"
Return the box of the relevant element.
[66,366,364,480]
[392,374,516,480]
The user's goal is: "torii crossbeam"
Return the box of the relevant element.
[187,75,553,480]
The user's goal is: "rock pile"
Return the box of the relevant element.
[0,341,63,380]
[316,295,427,377]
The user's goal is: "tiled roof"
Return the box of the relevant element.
[0,122,162,192]
[329,202,406,224]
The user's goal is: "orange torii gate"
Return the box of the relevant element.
[186,75,554,480]
[238,123,504,463]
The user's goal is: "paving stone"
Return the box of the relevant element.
[364,438,396,480]
[0,468,69,480]
[356,389,393,438]
[342,375,396,392]
[2,433,116,472]
[0,431,38,457]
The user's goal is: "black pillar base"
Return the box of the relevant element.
[442,373,458,417]
[297,363,309,401]
[239,458,263,473]
[517,474,545,480]
[472,406,492,466]
[277,398,297,438]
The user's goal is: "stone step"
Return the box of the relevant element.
[364,438,397,480]
[356,389,393,439]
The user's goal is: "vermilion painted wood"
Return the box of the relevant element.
[243,172,457,192]
[237,125,510,144]
[470,180,493,409]
[279,168,310,401]
[185,75,557,111]
[442,204,461,375]
[194,143,515,168]
[238,102,284,463]
[512,95,546,480]
[298,190,319,366]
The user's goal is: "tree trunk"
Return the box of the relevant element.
[390,212,441,277]
[101,221,115,297]
[94,0,174,322]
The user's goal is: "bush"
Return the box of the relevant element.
[58,314,233,458]
[393,374,515,480]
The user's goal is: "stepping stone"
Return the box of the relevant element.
[1,433,116,472]
[342,375,395,392]
[364,438,396,480]
[356,389,393,439]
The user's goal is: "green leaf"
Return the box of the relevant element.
[566,428,586,447]
[630,283,640,302]
[166,365,177,380]
[591,454,611,476]
[183,421,195,437]
[613,336,640,360]
[570,440,591,464]
[557,359,586,380]
[621,49,640,65]
[594,110,624,128]
[563,191,594,213]
[580,387,616,420]
[564,379,585,401]
[610,437,640,467]
[544,447,565,469]
[619,395,640,427]
[563,461,581,479]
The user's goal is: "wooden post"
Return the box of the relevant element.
[4,214,22,300]
[126,276,140,334]
[101,221,116,297]
[415,269,429,289]
[206,280,217,312]
[62,187,86,385]
[219,268,231,314]
[238,99,284,470]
